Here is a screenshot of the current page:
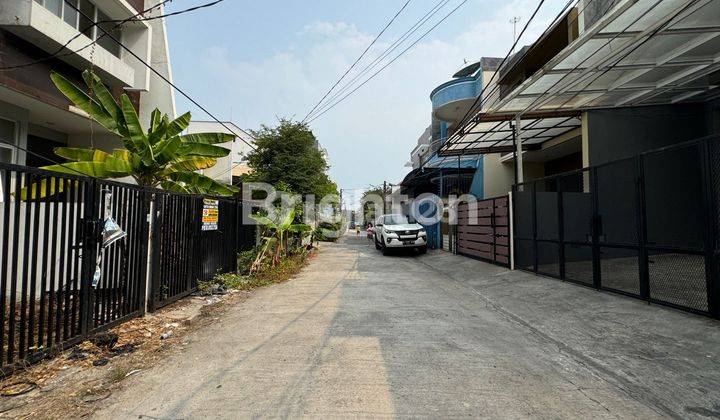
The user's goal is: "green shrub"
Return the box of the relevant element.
[237,249,258,275]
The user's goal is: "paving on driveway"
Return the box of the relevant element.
[95,233,720,419]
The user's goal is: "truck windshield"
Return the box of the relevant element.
[384,215,415,225]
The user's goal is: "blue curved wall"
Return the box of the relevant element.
[430,72,484,111]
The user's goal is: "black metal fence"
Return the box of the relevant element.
[0,162,256,371]
[513,135,719,318]
[149,195,247,310]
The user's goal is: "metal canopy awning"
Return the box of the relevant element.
[440,0,720,157]
[490,0,720,115]
[442,114,581,156]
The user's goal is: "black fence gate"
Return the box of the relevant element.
[514,135,719,318]
[149,194,250,310]
[148,192,200,311]
[0,164,149,371]
[197,197,238,283]
[0,162,257,371]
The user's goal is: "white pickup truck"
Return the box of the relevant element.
[373,214,427,255]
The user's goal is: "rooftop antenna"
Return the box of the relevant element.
[510,16,522,53]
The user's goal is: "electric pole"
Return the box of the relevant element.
[383,181,387,214]
[510,16,521,53]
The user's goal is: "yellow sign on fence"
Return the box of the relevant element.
[202,198,219,231]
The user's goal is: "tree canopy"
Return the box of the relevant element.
[244,120,338,198]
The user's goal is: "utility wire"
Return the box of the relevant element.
[302,0,413,123]
[306,0,451,121]
[0,139,97,179]
[307,0,470,124]
[447,0,676,155]
[0,0,224,71]
[440,0,591,153]
[63,0,256,152]
[444,0,553,140]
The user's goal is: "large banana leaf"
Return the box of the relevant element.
[180,133,234,145]
[54,147,112,162]
[178,143,231,157]
[48,71,237,195]
[42,161,131,178]
[153,136,183,165]
[160,179,191,194]
[161,157,217,175]
[81,71,126,136]
[50,72,118,134]
[149,109,162,134]
[166,112,191,138]
[289,224,312,233]
[18,177,73,200]
[112,149,142,172]
[249,214,277,228]
[167,172,238,196]
[278,208,296,230]
[120,95,153,164]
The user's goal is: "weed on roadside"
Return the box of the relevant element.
[199,251,311,294]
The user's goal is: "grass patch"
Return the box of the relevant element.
[108,364,131,383]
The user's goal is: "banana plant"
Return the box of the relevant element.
[250,207,311,272]
[42,70,237,195]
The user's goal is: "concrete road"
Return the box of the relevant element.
[96,233,720,419]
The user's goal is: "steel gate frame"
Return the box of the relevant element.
[512,135,720,318]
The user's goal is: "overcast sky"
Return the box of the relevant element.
[166,0,569,200]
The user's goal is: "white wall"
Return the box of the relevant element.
[138,0,176,128]
[186,121,254,184]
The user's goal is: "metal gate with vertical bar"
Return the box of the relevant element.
[457,195,510,267]
[0,162,258,372]
[0,164,150,371]
[197,197,238,283]
[513,135,719,318]
[149,192,200,311]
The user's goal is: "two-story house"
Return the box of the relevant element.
[0,0,175,167]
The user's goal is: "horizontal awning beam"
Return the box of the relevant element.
[441,144,541,156]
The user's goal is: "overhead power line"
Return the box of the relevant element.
[306,0,452,122]
[60,0,255,152]
[447,0,554,137]
[447,0,604,155]
[444,0,676,156]
[302,0,413,123]
[307,0,470,124]
[0,139,97,179]
[0,0,226,71]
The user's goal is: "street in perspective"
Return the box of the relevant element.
[0,0,719,418]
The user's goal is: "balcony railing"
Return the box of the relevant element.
[430,78,480,110]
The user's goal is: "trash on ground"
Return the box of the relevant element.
[89,332,119,350]
[92,359,108,367]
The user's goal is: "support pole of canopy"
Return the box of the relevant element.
[514,115,525,184]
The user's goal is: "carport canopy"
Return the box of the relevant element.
[441,0,720,157]
[440,114,581,156]
[490,0,720,114]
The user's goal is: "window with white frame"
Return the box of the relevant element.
[34,0,122,58]
[0,118,18,165]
